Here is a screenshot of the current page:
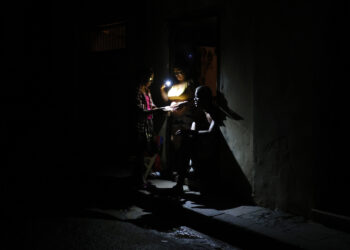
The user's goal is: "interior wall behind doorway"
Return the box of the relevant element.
[168,17,218,94]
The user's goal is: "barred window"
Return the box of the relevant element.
[89,22,126,52]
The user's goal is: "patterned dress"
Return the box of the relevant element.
[136,88,156,144]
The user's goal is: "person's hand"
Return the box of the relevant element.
[175,129,184,136]
[176,101,188,108]
[161,106,174,112]
[175,129,197,138]
[169,102,182,111]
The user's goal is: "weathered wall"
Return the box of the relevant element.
[218,0,255,195]
[252,2,315,215]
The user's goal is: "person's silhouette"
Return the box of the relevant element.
[174,86,221,196]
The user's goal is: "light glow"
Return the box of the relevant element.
[167,82,187,97]
[165,80,172,87]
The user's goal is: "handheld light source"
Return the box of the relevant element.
[165,80,172,87]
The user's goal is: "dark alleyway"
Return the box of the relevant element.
[4,173,245,250]
[5,174,350,250]
[3,1,350,249]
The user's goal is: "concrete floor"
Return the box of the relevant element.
[138,178,350,250]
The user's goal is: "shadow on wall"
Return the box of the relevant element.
[215,91,254,206]
[217,132,255,206]
[215,91,244,122]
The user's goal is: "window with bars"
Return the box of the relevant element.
[89,22,126,52]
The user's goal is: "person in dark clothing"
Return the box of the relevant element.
[173,85,221,196]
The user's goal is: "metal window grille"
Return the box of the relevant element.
[89,22,126,51]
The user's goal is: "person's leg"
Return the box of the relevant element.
[173,135,193,192]
[198,145,220,197]
[134,134,147,187]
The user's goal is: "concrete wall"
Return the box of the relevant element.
[218,0,255,197]
[252,2,315,215]
[215,1,347,216]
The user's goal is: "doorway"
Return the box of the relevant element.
[159,15,219,186]
[168,16,218,96]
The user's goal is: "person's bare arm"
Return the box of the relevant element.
[176,112,215,138]
[191,121,196,131]
[197,112,215,134]
[160,85,169,102]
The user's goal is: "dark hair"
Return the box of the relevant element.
[172,64,189,78]
[195,85,213,105]
[138,67,154,86]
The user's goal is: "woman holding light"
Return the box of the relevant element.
[160,65,199,182]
